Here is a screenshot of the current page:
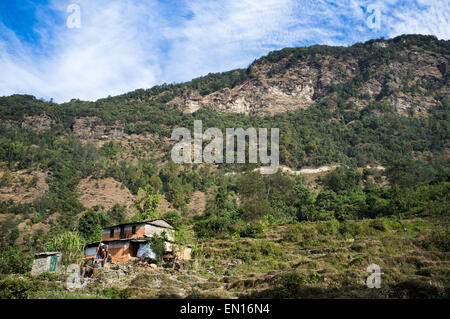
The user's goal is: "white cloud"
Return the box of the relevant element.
[385,0,450,39]
[0,0,163,102]
[0,0,448,103]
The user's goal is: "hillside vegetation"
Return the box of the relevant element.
[0,34,448,299]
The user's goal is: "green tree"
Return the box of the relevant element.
[133,185,161,221]
[107,204,127,225]
[149,233,167,263]
[46,232,85,266]
[149,175,163,192]
[77,209,109,243]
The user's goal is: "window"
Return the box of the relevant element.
[110,229,114,238]
[120,226,125,237]
[132,226,136,235]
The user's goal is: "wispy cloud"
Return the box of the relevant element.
[0,0,448,102]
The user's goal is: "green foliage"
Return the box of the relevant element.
[370,218,388,231]
[322,167,362,193]
[149,233,167,262]
[317,219,340,236]
[386,157,434,188]
[0,277,32,299]
[133,185,161,221]
[98,141,121,158]
[0,245,33,274]
[0,35,448,249]
[277,272,306,299]
[0,169,12,187]
[282,224,304,242]
[107,204,127,225]
[46,232,85,266]
[174,224,188,245]
[162,211,181,228]
[102,286,132,299]
[235,220,268,238]
[421,230,450,252]
[77,209,109,243]
[149,174,163,192]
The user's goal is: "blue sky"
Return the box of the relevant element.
[0,0,448,102]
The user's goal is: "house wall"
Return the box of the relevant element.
[145,224,175,241]
[107,241,135,263]
[85,241,137,263]
[85,246,97,258]
[175,247,192,261]
[101,224,146,241]
[31,254,62,275]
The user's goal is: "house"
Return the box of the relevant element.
[31,252,62,275]
[84,219,190,263]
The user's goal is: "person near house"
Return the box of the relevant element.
[81,258,94,278]
[104,243,109,260]
[96,242,102,259]
[91,260,99,278]
[97,242,108,267]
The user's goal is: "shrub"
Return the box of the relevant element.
[0,245,33,274]
[278,272,306,298]
[0,170,13,187]
[46,232,85,266]
[317,220,340,237]
[239,242,284,262]
[103,287,132,299]
[298,223,319,241]
[282,224,303,242]
[236,220,268,238]
[421,230,450,252]
[162,211,182,228]
[339,221,364,237]
[370,218,388,231]
[0,277,32,299]
[149,233,167,262]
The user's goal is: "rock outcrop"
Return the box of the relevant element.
[167,38,448,117]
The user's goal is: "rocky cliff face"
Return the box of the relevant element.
[73,117,125,143]
[167,37,449,117]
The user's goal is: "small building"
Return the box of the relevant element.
[31,252,62,275]
[84,219,187,263]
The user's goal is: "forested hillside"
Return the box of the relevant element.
[0,35,448,298]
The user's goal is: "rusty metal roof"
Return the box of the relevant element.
[34,251,62,257]
[102,219,175,230]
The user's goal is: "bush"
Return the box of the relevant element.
[421,230,450,252]
[0,277,32,299]
[103,286,132,299]
[277,272,306,298]
[236,220,268,238]
[370,218,388,231]
[162,211,182,228]
[298,223,319,241]
[282,224,303,242]
[317,220,340,237]
[0,245,33,274]
[149,233,167,262]
[339,221,364,237]
[238,241,284,262]
[0,170,13,187]
[46,232,85,266]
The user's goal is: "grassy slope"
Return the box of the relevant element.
[2,216,448,299]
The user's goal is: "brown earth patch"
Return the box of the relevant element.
[77,177,135,215]
[0,170,49,203]
[187,191,208,215]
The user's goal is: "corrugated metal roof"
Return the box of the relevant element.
[103,219,175,230]
[34,251,62,257]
